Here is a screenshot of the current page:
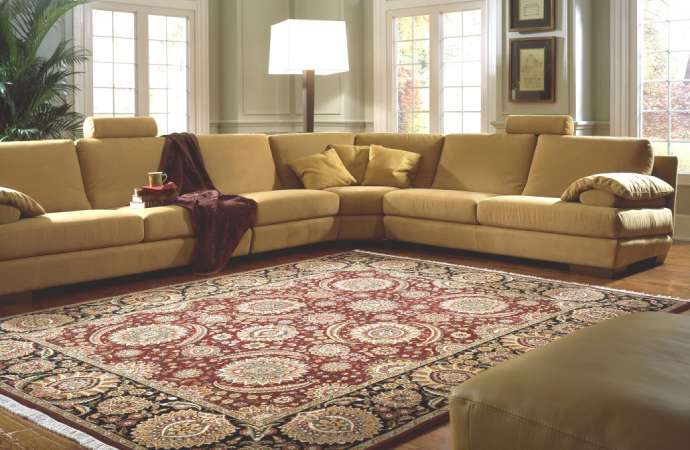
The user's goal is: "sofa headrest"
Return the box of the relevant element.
[83,117,158,139]
[505,115,575,136]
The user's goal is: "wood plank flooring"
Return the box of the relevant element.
[1,241,689,450]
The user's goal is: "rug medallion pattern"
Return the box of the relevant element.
[0,251,683,449]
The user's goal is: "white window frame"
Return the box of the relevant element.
[611,0,690,183]
[73,0,209,133]
[373,0,498,133]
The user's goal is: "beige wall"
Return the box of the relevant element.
[209,0,372,134]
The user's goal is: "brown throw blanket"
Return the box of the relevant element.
[159,133,257,274]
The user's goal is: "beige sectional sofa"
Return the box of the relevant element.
[0,115,677,295]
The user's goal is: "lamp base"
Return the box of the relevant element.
[303,69,315,133]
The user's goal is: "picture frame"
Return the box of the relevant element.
[509,37,556,103]
[509,0,555,32]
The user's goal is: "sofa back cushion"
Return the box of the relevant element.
[197,134,277,193]
[0,140,91,212]
[354,133,444,188]
[269,133,355,189]
[77,134,277,209]
[433,134,537,194]
[505,115,575,135]
[522,135,655,198]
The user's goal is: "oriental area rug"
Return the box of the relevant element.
[0,251,686,449]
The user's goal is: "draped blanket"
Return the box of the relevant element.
[159,133,257,274]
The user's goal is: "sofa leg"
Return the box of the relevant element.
[654,254,668,265]
[569,264,627,279]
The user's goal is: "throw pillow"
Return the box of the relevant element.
[0,205,21,225]
[327,144,370,184]
[0,187,45,218]
[288,148,357,190]
[579,190,668,208]
[561,173,674,202]
[362,145,421,188]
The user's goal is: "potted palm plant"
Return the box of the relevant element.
[0,0,88,141]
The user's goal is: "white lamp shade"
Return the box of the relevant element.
[269,19,349,75]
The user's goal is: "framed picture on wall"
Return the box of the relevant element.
[509,37,556,102]
[509,0,555,32]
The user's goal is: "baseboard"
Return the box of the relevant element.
[675,214,690,242]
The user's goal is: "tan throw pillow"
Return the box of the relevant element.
[288,148,357,190]
[362,145,421,188]
[0,187,45,218]
[579,189,668,208]
[561,173,674,202]
[327,144,370,184]
[0,204,21,224]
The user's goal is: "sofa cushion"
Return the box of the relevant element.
[269,133,355,188]
[288,148,356,190]
[0,210,144,261]
[197,134,277,194]
[77,137,164,209]
[0,205,20,225]
[505,114,575,135]
[243,190,339,226]
[450,312,690,450]
[325,186,398,215]
[477,195,673,239]
[355,133,444,188]
[384,189,498,224]
[0,140,91,212]
[523,136,654,197]
[119,205,193,241]
[433,134,537,194]
[362,145,422,188]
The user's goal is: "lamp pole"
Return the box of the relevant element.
[303,69,315,132]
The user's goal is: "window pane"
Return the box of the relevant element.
[395,16,413,41]
[149,40,167,65]
[396,41,413,64]
[93,62,113,87]
[670,21,690,51]
[93,88,114,114]
[462,36,481,61]
[463,62,481,86]
[669,52,690,80]
[151,114,168,135]
[443,12,461,37]
[414,64,429,87]
[644,52,668,81]
[114,63,135,89]
[463,113,481,133]
[443,62,461,86]
[443,37,461,62]
[644,22,668,54]
[167,42,187,66]
[463,10,481,36]
[113,12,135,38]
[642,81,668,110]
[113,38,135,63]
[149,15,166,40]
[114,89,135,114]
[671,143,690,173]
[671,112,690,140]
[92,10,113,37]
[463,87,482,111]
[167,16,187,42]
[168,90,187,114]
[443,112,461,134]
[93,37,113,62]
[150,89,167,113]
[642,111,669,140]
[414,112,430,133]
[414,15,429,39]
[444,87,461,111]
[168,66,187,88]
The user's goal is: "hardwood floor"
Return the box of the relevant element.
[1,241,689,450]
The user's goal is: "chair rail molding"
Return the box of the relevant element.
[609,0,638,137]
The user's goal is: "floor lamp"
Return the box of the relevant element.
[268,19,349,132]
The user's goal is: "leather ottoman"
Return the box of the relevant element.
[449,312,690,450]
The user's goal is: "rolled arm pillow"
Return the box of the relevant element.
[0,187,46,223]
[561,173,674,204]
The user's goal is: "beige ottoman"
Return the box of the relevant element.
[450,312,690,450]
